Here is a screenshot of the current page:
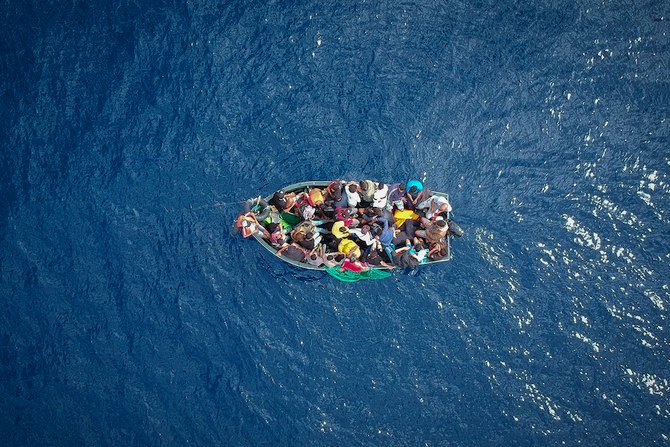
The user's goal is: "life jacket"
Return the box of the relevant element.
[236,213,258,238]
[338,238,361,258]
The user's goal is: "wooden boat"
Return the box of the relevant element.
[249,181,455,271]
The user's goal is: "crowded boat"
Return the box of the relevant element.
[236,179,463,280]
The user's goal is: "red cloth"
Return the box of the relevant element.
[341,260,363,272]
[335,207,354,226]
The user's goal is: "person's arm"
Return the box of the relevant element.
[379,261,394,269]
[378,217,388,232]
[428,243,441,257]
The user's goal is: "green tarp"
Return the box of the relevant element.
[263,211,301,230]
[280,212,301,230]
[326,266,392,282]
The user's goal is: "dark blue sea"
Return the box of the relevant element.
[2,0,669,445]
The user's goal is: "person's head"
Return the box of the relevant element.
[267,223,279,233]
[439,203,449,212]
[349,253,358,262]
[341,226,349,235]
[371,223,382,236]
[435,219,447,228]
[348,184,358,193]
[359,181,368,191]
[361,225,370,234]
[398,183,406,192]
[310,253,318,260]
[377,182,385,190]
[409,186,418,194]
[334,254,345,262]
[239,218,255,238]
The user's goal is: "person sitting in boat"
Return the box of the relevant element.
[335,206,358,227]
[318,219,351,251]
[376,205,396,225]
[406,179,424,195]
[307,187,325,207]
[405,185,423,211]
[236,212,271,240]
[269,190,297,213]
[358,180,376,206]
[345,182,362,210]
[267,222,286,247]
[293,229,320,252]
[275,242,309,262]
[361,246,394,269]
[322,252,346,268]
[390,243,420,268]
[408,238,429,264]
[416,194,452,220]
[325,180,348,209]
[339,252,370,273]
[338,237,362,260]
[354,207,377,228]
[428,237,449,261]
[391,224,413,247]
[387,182,406,211]
[375,217,395,248]
[348,224,375,248]
[306,244,326,267]
[290,221,320,250]
[414,217,449,244]
[372,182,389,209]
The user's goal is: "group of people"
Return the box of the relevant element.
[236,179,461,273]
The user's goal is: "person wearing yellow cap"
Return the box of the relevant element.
[338,238,362,260]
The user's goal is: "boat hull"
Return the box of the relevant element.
[251,181,452,270]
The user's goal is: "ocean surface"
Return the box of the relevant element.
[2,0,669,445]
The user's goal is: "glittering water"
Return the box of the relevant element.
[2,0,669,445]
